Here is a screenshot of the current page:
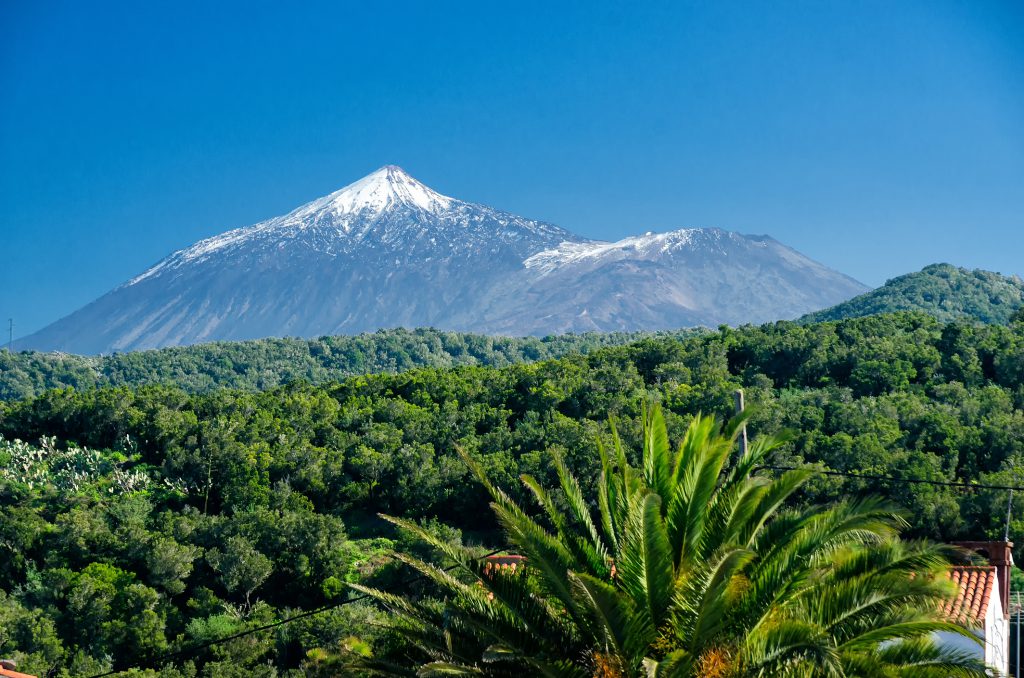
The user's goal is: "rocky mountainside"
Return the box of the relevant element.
[21,166,867,353]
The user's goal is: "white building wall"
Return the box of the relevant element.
[934,583,1010,676]
[986,584,1009,676]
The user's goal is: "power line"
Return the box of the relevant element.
[86,547,505,678]
[760,464,1024,492]
[79,465,1024,676]
[734,387,1023,493]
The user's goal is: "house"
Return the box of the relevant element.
[937,541,1013,675]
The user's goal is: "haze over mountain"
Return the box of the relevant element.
[21,166,867,354]
[800,264,1024,325]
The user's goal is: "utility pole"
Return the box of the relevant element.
[6,318,11,353]
[733,389,748,457]
[1007,487,1016,678]
[1007,489,1015,542]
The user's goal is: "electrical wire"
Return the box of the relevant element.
[85,547,506,678]
[759,464,1024,492]
[82,465,1024,676]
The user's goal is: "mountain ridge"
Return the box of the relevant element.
[21,166,867,354]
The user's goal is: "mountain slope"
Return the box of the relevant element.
[800,263,1024,324]
[21,166,867,353]
[493,229,863,333]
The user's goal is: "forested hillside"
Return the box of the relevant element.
[0,327,695,401]
[801,263,1024,324]
[2,312,1024,675]
[8,263,1023,406]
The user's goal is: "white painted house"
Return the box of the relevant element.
[937,541,1014,675]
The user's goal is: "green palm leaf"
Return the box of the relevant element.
[368,403,987,678]
[618,491,675,631]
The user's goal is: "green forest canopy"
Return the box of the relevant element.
[0,327,703,402]
[2,311,1024,675]
[6,263,1023,406]
[802,263,1024,325]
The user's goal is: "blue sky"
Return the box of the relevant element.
[2,0,1022,338]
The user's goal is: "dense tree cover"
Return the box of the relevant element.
[1,312,1024,675]
[361,407,986,677]
[0,327,700,402]
[801,263,1024,325]
[0,434,409,676]
[7,262,1020,405]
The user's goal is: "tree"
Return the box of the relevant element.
[354,405,986,677]
[206,536,273,607]
[146,536,200,595]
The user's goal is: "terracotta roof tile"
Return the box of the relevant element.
[944,565,996,626]
[0,668,38,678]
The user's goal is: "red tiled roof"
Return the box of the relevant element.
[0,668,38,678]
[944,565,996,625]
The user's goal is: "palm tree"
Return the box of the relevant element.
[352,405,987,677]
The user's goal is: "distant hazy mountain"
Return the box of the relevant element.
[800,263,1024,324]
[21,166,867,354]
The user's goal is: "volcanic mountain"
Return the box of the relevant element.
[21,166,868,353]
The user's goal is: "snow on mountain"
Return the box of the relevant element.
[21,166,868,354]
[130,166,571,285]
[522,229,750,275]
[295,164,454,216]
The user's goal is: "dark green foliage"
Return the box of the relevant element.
[0,327,701,401]
[358,408,985,676]
[1,312,1024,674]
[801,263,1024,324]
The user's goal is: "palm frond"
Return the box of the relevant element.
[568,570,656,668]
[552,451,609,566]
[415,662,484,676]
[617,491,675,630]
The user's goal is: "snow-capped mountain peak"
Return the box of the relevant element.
[289,165,454,221]
[23,165,869,354]
[125,165,572,287]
